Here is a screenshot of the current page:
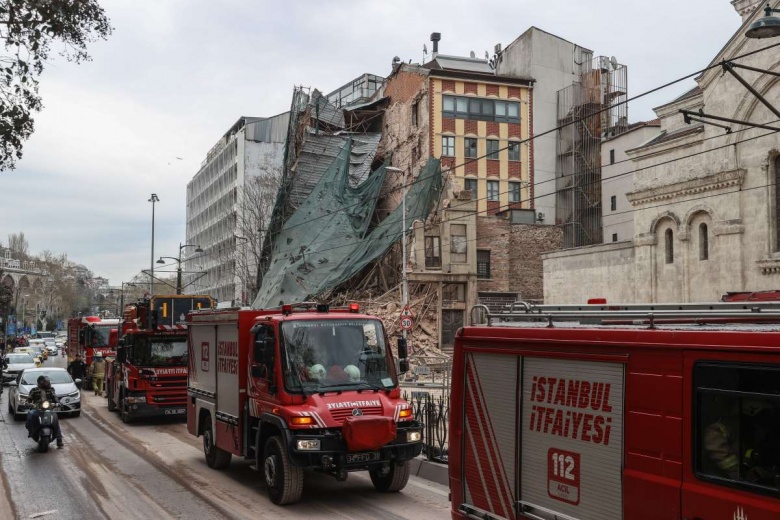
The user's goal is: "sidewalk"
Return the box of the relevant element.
[409,456,448,486]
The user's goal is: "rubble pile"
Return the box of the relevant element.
[329,285,451,370]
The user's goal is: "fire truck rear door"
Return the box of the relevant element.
[519,357,624,520]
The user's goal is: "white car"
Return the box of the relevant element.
[44,338,58,356]
[2,353,37,384]
[8,367,82,419]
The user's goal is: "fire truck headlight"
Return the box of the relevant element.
[126,396,146,404]
[296,439,321,451]
[407,430,422,443]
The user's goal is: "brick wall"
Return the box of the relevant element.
[476,217,563,301]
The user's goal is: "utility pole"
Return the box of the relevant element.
[149,193,160,297]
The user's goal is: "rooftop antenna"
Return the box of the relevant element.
[485,50,489,59]
[423,43,428,63]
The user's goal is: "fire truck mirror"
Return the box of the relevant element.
[116,345,127,363]
[398,338,409,362]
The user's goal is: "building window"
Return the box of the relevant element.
[412,101,419,127]
[509,181,521,202]
[442,94,521,123]
[464,137,478,159]
[609,149,615,165]
[477,250,491,279]
[699,223,709,261]
[450,224,467,263]
[486,139,500,160]
[694,362,780,496]
[508,141,520,161]
[612,233,618,242]
[665,228,674,264]
[465,178,478,199]
[442,283,466,302]
[487,180,499,201]
[610,195,617,211]
[442,135,455,157]
[424,236,441,269]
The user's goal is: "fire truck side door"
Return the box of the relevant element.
[681,353,780,520]
[250,325,276,395]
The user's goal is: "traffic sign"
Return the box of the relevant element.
[401,304,414,318]
[400,316,414,331]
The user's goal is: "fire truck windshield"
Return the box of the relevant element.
[89,325,114,346]
[280,319,396,393]
[129,336,188,367]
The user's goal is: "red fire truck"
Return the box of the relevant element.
[67,316,119,366]
[106,295,214,423]
[186,302,423,505]
[450,302,780,520]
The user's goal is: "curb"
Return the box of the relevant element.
[409,456,449,486]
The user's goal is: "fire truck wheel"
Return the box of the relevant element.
[263,435,303,505]
[369,460,411,492]
[107,389,116,412]
[121,398,134,424]
[203,420,232,469]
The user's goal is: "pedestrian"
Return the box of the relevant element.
[67,353,87,389]
[89,351,106,397]
[0,353,6,393]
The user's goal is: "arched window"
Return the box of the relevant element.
[665,229,674,264]
[699,223,709,260]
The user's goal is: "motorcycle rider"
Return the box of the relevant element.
[26,375,63,448]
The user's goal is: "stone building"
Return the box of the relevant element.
[544,0,780,303]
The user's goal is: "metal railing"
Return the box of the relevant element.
[403,390,449,464]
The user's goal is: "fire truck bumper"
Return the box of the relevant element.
[123,400,187,419]
[288,421,424,470]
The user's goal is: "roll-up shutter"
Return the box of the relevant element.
[461,352,519,520]
[520,357,624,520]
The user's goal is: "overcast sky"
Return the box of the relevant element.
[0,0,743,285]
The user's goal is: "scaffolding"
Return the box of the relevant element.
[555,55,628,248]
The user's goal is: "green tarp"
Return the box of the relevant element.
[252,140,442,308]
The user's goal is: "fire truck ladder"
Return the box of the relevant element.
[469,301,780,328]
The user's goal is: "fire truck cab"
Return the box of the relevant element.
[106,295,214,423]
[450,302,780,520]
[67,316,119,366]
[186,302,423,505]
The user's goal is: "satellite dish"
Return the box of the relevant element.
[485,50,489,59]
[470,51,476,58]
[610,56,618,69]
[423,44,428,54]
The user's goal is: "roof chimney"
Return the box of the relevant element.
[430,32,441,57]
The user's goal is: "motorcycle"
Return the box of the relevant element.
[28,400,60,453]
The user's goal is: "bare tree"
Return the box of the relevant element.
[235,162,281,303]
[7,232,28,255]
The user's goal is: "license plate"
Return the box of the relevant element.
[164,408,186,415]
[346,451,380,464]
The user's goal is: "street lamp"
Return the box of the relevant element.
[746,3,780,38]
[386,166,409,342]
[149,193,160,296]
[157,243,203,294]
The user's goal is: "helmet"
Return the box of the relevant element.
[307,364,326,381]
[344,365,361,383]
[37,375,51,390]
[742,399,771,417]
[94,351,103,358]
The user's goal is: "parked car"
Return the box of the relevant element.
[8,367,82,419]
[2,353,37,384]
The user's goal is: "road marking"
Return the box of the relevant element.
[29,510,58,518]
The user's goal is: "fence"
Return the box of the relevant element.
[402,388,450,464]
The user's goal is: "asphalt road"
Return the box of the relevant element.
[0,354,451,520]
